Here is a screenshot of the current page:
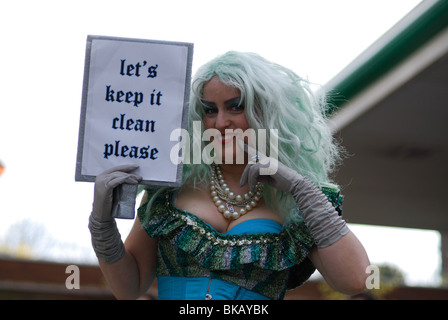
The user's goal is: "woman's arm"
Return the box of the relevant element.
[88,165,157,300]
[309,231,370,295]
[239,146,370,295]
[98,218,158,300]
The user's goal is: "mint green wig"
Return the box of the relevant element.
[141,51,341,218]
[184,51,341,214]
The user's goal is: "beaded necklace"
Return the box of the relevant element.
[210,164,263,220]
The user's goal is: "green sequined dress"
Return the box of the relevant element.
[137,188,343,300]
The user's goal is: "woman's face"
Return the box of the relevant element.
[202,76,250,164]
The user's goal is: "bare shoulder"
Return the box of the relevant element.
[125,217,158,253]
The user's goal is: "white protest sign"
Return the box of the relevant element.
[76,35,193,186]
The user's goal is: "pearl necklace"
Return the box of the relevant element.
[210,164,263,220]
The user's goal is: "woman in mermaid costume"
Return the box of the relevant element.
[89,51,370,300]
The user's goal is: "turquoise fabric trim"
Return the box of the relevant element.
[158,277,271,300]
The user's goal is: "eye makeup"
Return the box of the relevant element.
[201,97,244,114]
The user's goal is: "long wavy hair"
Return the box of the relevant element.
[141,51,341,218]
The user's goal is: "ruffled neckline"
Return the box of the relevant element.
[171,205,283,237]
[138,190,316,271]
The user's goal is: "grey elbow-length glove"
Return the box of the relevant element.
[240,156,349,248]
[88,164,142,263]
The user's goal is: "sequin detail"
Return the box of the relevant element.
[137,188,343,299]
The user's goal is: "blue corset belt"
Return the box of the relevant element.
[157,218,282,300]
